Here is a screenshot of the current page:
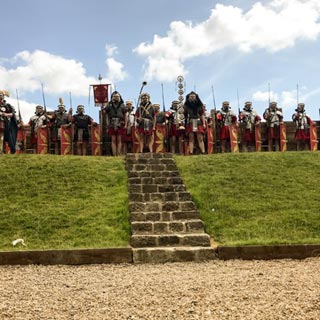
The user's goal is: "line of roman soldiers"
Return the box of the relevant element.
[0,89,318,155]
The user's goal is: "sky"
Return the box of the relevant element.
[1,0,320,122]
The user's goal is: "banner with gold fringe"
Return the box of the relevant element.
[92,84,109,106]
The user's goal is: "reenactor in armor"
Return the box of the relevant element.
[263,101,283,151]
[135,92,156,153]
[71,105,95,156]
[0,90,18,154]
[104,91,127,156]
[122,100,135,154]
[50,101,72,154]
[167,100,185,154]
[216,101,237,153]
[28,105,50,154]
[239,101,261,152]
[183,91,206,155]
[292,103,312,151]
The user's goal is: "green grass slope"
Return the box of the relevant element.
[0,155,130,250]
[1,152,319,250]
[175,152,320,245]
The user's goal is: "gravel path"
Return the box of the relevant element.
[1,258,319,319]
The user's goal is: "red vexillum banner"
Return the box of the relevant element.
[92,84,110,106]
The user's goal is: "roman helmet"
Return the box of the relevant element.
[244,101,252,111]
[222,101,230,111]
[77,105,85,114]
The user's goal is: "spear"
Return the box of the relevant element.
[161,83,166,112]
[41,83,47,114]
[211,86,217,150]
[15,89,22,123]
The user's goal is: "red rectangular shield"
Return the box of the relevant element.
[91,124,102,156]
[229,123,239,153]
[255,123,262,152]
[310,122,318,151]
[207,126,214,154]
[61,126,73,155]
[132,127,140,153]
[37,127,49,154]
[153,124,167,153]
[280,123,287,152]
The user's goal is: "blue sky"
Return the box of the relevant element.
[1,0,320,122]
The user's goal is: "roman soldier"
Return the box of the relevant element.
[28,105,50,154]
[239,101,261,152]
[216,101,237,153]
[263,102,283,151]
[135,92,155,153]
[292,103,312,151]
[50,99,72,154]
[104,91,127,156]
[167,100,185,154]
[0,90,18,154]
[122,100,135,154]
[71,105,95,155]
[183,91,206,154]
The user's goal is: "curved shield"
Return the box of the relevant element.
[91,124,101,156]
[310,122,318,151]
[132,126,140,153]
[280,123,287,152]
[37,127,49,154]
[255,123,262,152]
[153,124,167,153]
[229,123,239,153]
[61,125,73,155]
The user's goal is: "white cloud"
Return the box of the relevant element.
[105,44,118,57]
[0,50,98,96]
[135,0,320,81]
[105,58,128,82]
[6,96,40,124]
[253,89,297,111]
[253,90,279,102]
[104,44,128,82]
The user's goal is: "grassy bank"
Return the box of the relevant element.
[1,152,319,250]
[0,155,130,250]
[175,152,320,245]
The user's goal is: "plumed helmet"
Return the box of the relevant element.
[0,90,10,98]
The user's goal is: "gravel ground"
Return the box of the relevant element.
[0,258,319,320]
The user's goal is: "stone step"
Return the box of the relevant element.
[130,233,211,248]
[131,220,205,235]
[129,192,192,203]
[126,153,173,160]
[126,158,175,166]
[128,177,183,185]
[129,201,197,213]
[128,184,186,193]
[127,163,178,172]
[128,170,180,178]
[130,210,201,222]
[133,247,217,263]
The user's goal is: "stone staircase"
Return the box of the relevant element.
[126,153,216,263]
